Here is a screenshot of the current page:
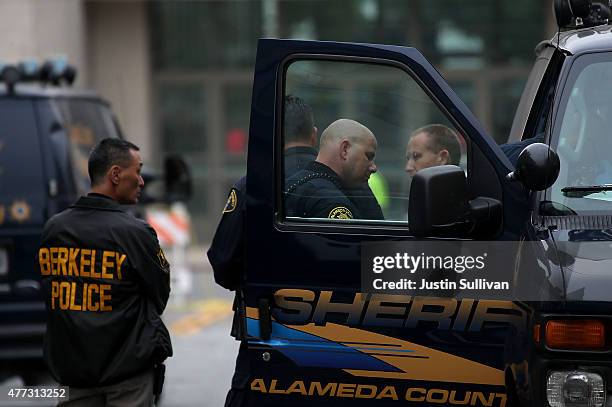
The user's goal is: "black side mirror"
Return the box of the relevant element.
[409,165,470,236]
[507,143,560,191]
[409,165,503,238]
[164,155,192,202]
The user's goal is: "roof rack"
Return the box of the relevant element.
[0,59,77,95]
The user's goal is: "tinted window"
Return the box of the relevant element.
[0,99,46,225]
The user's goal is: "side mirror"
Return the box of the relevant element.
[409,165,503,237]
[164,155,192,202]
[507,143,560,191]
[409,165,470,236]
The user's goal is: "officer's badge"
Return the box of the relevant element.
[223,189,238,214]
[328,206,353,219]
[157,248,170,269]
[10,200,31,222]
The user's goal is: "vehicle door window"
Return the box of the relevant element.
[0,99,46,225]
[281,58,467,224]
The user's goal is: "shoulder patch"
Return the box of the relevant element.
[223,189,238,214]
[328,206,353,219]
[157,248,170,269]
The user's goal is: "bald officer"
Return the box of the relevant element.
[285,119,378,220]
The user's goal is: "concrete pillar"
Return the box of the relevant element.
[86,1,153,162]
[0,0,87,85]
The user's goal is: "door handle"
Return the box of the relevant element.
[258,298,272,340]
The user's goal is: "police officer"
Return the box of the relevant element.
[285,118,378,220]
[283,99,383,220]
[38,138,171,406]
[209,95,318,290]
[405,124,462,177]
[208,95,322,407]
[284,94,319,175]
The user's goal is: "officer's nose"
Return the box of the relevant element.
[405,160,414,174]
[139,176,145,188]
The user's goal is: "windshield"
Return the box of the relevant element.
[549,52,612,214]
[56,99,121,195]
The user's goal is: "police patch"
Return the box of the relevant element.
[223,189,238,214]
[10,200,31,222]
[328,206,353,219]
[157,248,170,269]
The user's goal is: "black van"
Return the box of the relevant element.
[0,63,190,375]
[236,1,612,406]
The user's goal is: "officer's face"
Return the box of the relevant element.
[345,135,377,188]
[405,132,448,177]
[116,149,145,204]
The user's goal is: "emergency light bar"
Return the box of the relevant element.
[554,0,611,29]
[0,58,77,94]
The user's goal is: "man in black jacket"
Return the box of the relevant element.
[285,118,378,220]
[38,138,171,406]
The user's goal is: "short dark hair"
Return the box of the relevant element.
[88,138,140,186]
[412,124,461,165]
[284,95,314,144]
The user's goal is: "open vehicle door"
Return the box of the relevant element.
[243,39,526,407]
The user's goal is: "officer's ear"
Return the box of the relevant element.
[438,149,450,165]
[109,165,122,185]
[340,139,351,160]
[310,127,318,148]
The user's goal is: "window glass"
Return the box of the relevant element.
[158,83,207,154]
[492,78,526,144]
[150,1,262,70]
[56,99,121,196]
[550,54,612,214]
[223,84,251,169]
[0,99,46,225]
[282,59,466,224]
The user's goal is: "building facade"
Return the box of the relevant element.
[0,0,555,242]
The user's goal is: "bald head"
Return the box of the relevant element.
[317,119,378,188]
[319,119,373,149]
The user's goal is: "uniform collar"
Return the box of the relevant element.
[71,193,124,212]
[306,161,344,185]
[284,146,317,157]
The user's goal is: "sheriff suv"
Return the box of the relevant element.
[236,1,612,407]
[0,61,190,380]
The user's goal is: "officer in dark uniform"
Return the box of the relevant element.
[209,95,318,290]
[208,95,319,407]
[500,133,545,166]
[38,138,171,406]
[283,96,383,220]
[283,94,319,175]
[285,118,379,220]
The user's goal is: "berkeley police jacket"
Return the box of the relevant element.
[38,193,172,387]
